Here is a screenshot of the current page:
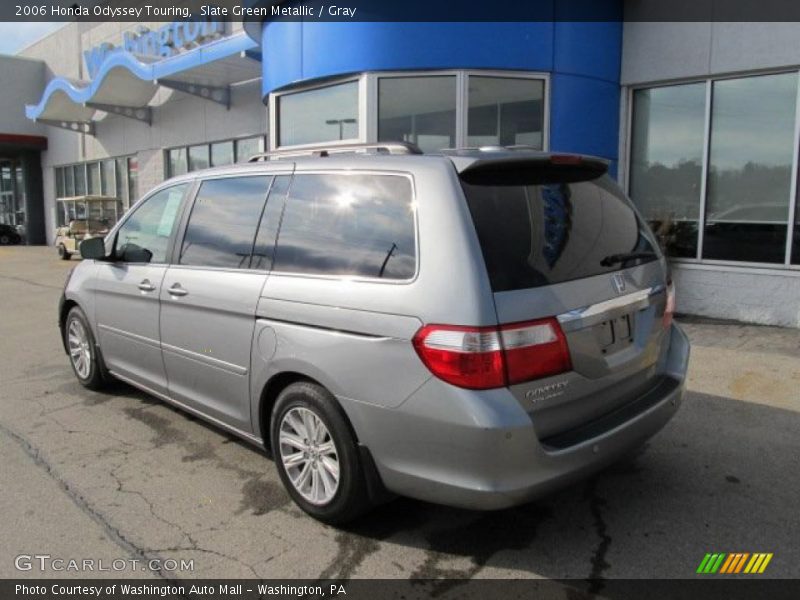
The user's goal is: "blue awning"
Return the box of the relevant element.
[26,31,261,131]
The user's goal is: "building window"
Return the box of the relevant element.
[166,136,267,177]
[168,148,188,178]
[55,154,137,226]
[629,72,800,267]
[87,162,101,195]
[277,80,359,147]
[629,83,706,258]
[378,76,457,153]
[101,159,115,196]
[127,156,138,207]
[73,165,86,196]
[235,136,264,162]
[64,165,74,197]
[270,71,548,153]
[115,157,129,209]
[188,144,210,171]
[467,76,545,148]
[704,73,797,264]
[210,141,234,167]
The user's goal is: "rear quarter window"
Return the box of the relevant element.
[463,177,659,291]
[273,173,416,280]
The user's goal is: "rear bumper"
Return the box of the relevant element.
[342,323,690,510]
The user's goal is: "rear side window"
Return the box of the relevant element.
[463,177,659,292]
[273,173,416,279]
[180,176,271,269]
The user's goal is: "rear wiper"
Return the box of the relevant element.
[600,251,658,267]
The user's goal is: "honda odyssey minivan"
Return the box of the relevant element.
[59,143,689,523]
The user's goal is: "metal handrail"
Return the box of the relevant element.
[247,141,423,162]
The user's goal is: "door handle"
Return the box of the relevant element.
[138,279,156,292]
[167,283,188,297]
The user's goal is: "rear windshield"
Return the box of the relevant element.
[462,176,659,292]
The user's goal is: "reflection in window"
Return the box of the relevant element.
[378,76,456,153]
[251,176,290,271]
[467,76,544,148]
[180,176,271,269]
[463,179,657,291]
[116,184,188,263]
[278,81,359,147]
[629,83,706,258]
[274,174,416,279]
[704,73,797,263]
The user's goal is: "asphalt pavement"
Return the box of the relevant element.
[1,246,798,584]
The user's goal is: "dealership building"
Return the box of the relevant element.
[1,6,800,326]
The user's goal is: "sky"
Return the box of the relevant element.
[0,22,66,55]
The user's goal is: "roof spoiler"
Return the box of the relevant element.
[455,154,609,186]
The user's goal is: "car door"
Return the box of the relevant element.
[94,182,191,395]
[159,173,290,432]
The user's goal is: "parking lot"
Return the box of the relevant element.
[1,246,798,584]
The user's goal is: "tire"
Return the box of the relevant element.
[64,307,109,390]
[271,381,370,524]
[58,245,71,260]
[0,234,9,245]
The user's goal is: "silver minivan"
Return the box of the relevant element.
[59,143,689,523]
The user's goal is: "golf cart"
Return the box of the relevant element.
[54,196,119,260]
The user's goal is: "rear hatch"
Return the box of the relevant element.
[458,153,674,445]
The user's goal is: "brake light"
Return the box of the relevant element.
[550,154,583,165]
[412,318,571,390]
[663,280,676,330]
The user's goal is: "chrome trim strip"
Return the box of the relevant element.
[161,342,248,376]
[97,323,160,349]
[557,286,663,331]
[109,370,264,448]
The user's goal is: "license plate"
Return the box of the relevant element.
[599,314,633,350]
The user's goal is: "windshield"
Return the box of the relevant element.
[462,176,660,292]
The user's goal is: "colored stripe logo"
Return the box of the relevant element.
[697,553,773,574]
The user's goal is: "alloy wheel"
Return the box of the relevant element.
[279,407,340,505]
[67,318,92,379]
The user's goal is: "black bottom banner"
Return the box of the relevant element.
[3,579,800,600]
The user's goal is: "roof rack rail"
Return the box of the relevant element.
[247,141,423,162]
[438,144,546,154]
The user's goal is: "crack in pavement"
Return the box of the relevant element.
[584,479,611,594]
[0,421,172,579]
[0,273,65,290]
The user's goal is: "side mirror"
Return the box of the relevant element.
[79,236,107,260]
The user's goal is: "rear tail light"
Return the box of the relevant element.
[412,318,571,390]
[663,280,676,330]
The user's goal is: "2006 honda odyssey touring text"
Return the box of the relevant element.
[59,143,689,524]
